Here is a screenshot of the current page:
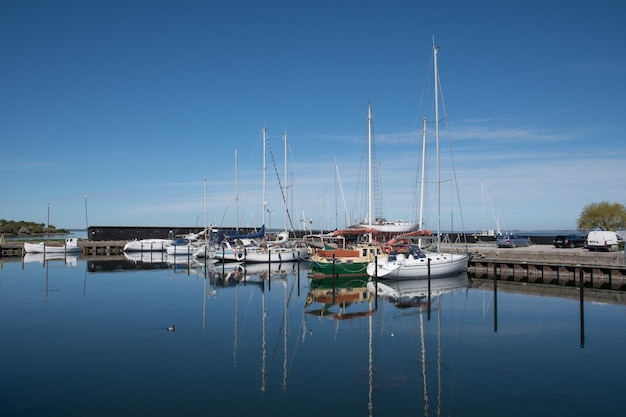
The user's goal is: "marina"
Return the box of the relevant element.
[3,4,624,415]
[4,240,625,299]
[3,239,626,293]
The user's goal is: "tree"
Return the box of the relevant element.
[577,201,626,231]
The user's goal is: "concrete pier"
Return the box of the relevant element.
[441,243,626,290]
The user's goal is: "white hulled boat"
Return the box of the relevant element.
[367,41,469,280]
[24,237,83,254]
[123,238,173,252]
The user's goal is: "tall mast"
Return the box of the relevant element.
[46,203,50,243]
[481,178,485,235]
[203,176,207,233]
[419,116,427,231]
[235,149,239,231]
[367,103,373,244]
[262,127,267,227]
[434,41,441,252]
[283,130,288,234]
[84,195,89,230]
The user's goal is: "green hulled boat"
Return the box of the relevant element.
[308,244,383,278]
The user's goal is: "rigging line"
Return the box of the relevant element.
[445,287,470,417]
[411,48,436,222]
[269,276,296,368]
[413,46,436,131]
[483,180,506,234]
[352,111,372,223]
[437,297,442,417]
[420,311,430,417]
[289,299,307,374]
[334,155,351,228]
[238,291,256,341]
[438,74,468,242]
[265,133,297,233]
[285,134,311,231]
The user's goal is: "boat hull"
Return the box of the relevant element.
[23,238,82,254]
[242,247,308,263]
[367,252,469,279]
[308,243,383,278]
[123,239,173,252]
[358,222,420,234]
[166,245,197,256]
[309,259,369,278]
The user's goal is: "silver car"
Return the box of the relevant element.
[496,234,530,248]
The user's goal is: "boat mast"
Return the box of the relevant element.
[84,195,89,230]
[262,127,267,228]
[419,116,427,248]
[419,116,427,231]
[203,176,207,235]
[283,130,288,234]
[481,178,485,235]
[46,203,50,243]
[235,149,239,231]
[434,41,441,252]
[367,103,373,244]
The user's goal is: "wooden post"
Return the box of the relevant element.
[579,266,585,348]
[494,262,498,333]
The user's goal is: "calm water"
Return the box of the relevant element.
[1,256,625,417]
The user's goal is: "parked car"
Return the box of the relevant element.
[587,230,621,252]
[496,234,530,248]
[553,234,586,248]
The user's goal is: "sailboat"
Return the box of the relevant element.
[240,128,308,263]
[367,42,469,279]
[23,205,82,254]
[194,177,218,259]
[308,104,384,277]
[351,103,420,235]
[212,149,264,262]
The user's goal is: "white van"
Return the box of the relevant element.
[586,230,620,252]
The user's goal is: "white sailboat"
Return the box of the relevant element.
[123,238,173,252]
[194,177,217,259]
[367,41,469,279]
[23,205,83,254]
[242,128,307,263]
[353,103,420,234]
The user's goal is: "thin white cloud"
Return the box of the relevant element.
[568,61,626,76]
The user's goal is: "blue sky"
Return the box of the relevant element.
[2,0,625,233]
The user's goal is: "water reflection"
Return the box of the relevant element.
[305,276,374,320]
[123,251,167,264]
[1,258,625,416]
[23,252,79,267]
[368,272,470,310]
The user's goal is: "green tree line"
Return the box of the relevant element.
[577,201,626,231]
[0,219,68,236]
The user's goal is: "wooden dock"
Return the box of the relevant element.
[1,241,127,257]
